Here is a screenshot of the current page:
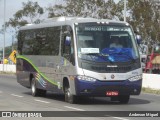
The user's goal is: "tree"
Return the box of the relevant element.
[151,1,160,43]
[4,46,12,57]
[2,1,44,55]
[6,1,44,30]
[125,0,160,43]
[47,0,123,20]
[48,0,159,44]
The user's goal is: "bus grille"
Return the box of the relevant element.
[91,66,132,72]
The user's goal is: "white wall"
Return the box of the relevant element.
[0,64,16,73]
[143,73,160,90]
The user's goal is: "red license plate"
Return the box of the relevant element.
[106,91,119,96]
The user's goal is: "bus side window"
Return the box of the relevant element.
[62,26,75,65]
[63,36,71,55]
[17,31,23,55]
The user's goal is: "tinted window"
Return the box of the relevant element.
[19,27,60,55]
[22,30,36,55]
[61,25,75,65]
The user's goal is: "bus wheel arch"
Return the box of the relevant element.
[29,73,34,88]
[63,77,69,92]
[63,77,76,104]
[30,73,46,97]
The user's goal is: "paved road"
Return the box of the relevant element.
[0,74,159,120]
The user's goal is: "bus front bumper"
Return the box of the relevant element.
[75,79,142,96]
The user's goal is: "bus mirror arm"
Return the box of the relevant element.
[65,36,71,46]
[136,35,142,45]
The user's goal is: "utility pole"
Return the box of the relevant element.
[3,0,6,72]
[12,35,14,51]
[124,0,126,22]
[11,30,14,51]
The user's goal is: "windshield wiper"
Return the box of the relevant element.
[116,51,136,63]
[81,53,113,63]
[101,49,135,63]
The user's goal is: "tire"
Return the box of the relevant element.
[31,78,40,96]
[64,87,77,104]
[31,78,38,96]
[118,95,130,104]
[31,78,47,97]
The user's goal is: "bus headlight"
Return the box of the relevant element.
[128,75,142,82]
[77,75,96,82]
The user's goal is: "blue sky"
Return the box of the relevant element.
[0,0,120,49]
[0,0,61,49]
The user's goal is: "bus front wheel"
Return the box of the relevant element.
[64,87,76,104]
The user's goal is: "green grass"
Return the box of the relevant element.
[142,87,160,95]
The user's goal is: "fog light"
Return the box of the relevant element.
[81,89,91,93]
[134,89,137,93]
[84,89,88,92]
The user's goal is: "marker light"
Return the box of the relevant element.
[128,75,142,81]
[77,75,96,82]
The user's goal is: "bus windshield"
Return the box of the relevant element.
[75,23,140,62]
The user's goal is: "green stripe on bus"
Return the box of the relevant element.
[17,55,58,86]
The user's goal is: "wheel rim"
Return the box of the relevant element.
[67,89,71,98]
[32,81,35,94]
[65,88,71,102]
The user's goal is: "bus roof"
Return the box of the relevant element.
[19,17,129,31]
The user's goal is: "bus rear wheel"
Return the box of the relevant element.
[31,78,46,97]
[31,78,39,96]
[64,87,76,104]
[118,95,130,104]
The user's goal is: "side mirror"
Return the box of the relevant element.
[65,36,71,46]
[136,35,142,45]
